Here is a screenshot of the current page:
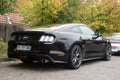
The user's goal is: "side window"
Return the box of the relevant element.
[61,26,82,33]
[68,27,82,33]
[78,26,95,36]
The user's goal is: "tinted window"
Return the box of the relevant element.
[78,26,95,36]
[62,26,81,33]
[57,25,81,33]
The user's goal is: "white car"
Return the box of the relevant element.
[106,33,120,54]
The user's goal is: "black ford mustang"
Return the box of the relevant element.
[8,23,112,69]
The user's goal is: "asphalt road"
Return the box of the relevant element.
[0,55,120,80]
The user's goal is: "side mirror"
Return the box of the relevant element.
[92,32,102,39]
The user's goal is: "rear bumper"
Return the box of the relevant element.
[8,41,69,63]
[8,51,67,63]
[111,44,120,53]
[111,50,120,54]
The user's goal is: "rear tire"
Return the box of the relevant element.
[67,45,82,69]
[104,44,112,61]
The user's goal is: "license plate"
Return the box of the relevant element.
[16,45,31,51]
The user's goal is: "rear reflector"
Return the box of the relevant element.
[58,54,65,56]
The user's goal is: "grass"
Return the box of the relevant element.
[0,40,8,58]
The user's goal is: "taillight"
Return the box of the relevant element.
[39,35,55,42]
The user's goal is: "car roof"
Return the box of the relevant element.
[50,23,86,29]
[27,23,87,31]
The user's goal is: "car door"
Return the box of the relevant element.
[88,36,105,58]
[78,26,104,58]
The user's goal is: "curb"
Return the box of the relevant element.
[0,57,17,62]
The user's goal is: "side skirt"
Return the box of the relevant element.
[83,57,103,61]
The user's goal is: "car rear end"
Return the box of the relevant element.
[8,31,67,63]
[110,38,120,54]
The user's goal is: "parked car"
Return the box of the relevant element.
[105,33,120,54]
[8,23,112,69]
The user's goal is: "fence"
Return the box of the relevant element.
[0,23,29,42]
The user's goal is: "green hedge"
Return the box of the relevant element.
[0,40,7,58]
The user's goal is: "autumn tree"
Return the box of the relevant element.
[0,0,17,15]
[78,0,120,35]
[90,0,120,34]
[17,0,120,35]
[18,0,81,26]
[18,0,64,26]
[57,0,80,23]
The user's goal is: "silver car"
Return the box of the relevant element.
[106,33,120,54]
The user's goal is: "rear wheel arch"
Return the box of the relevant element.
[70,41,82,50]
[69,41,85,54]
